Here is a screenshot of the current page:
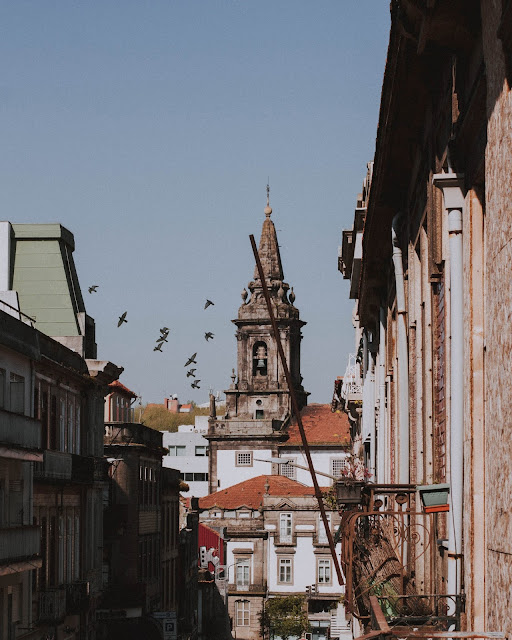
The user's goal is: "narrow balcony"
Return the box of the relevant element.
[38,587,66,623]
[34,450,72,481]
[70,454,107,484]
[0,408,41,452]
[66,581,90,614]
[0,525,40,565]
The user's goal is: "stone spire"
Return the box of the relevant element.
[253,185,284,282]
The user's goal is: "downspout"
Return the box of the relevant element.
[377,307,387,483]
[391,214,410,484]
[433,173,465,599]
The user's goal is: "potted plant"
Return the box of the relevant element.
[417,483,450,513]
[335,455,371,506]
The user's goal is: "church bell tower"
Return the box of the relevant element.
[207,189,308,493]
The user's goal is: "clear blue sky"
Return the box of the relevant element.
[0,1,390,405]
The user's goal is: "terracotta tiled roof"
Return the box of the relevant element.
[108,379,137,398]
[199,475,328,510]
[283,403,351,446]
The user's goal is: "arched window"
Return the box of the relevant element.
[252,342,267,376]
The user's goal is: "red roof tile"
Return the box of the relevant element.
[283,403,350,446]
[108,380,137,398]
[199,475,328,510]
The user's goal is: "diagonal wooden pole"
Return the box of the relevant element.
[250,234,344,586]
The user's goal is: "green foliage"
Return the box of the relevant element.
[260,595,310,640]
[133,403,211,431]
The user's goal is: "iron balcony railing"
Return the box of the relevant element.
[38,587,66,623]
[0,525,40,564]
[340,353,363,402]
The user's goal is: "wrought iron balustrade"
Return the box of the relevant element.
[38,587,66,623]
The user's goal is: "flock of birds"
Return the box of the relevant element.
[88,286,215,390]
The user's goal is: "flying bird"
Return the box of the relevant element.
[160,327,169,335]
[156,336,169,343]
[191,380,201,389]
[205,332,214,341]
[184,353,197,367]
[153,343,163,352]
[117,312,128,327]
[186,368,196,378]
[204,299,214,309]
[88,285,98,294]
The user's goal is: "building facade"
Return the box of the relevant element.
[338,1,512,636]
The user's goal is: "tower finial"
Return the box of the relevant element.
[264,180,272,217]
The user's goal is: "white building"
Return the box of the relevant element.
[162,416,210,497]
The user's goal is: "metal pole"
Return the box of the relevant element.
[250,234,344,586]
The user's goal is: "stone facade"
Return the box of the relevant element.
[339,1,512,636]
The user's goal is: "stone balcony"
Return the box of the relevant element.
[0,525,40,565]
[0,408,41,452]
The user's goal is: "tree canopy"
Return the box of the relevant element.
[260,595,310,640]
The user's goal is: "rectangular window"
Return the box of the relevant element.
[331,458,348,479]
[0,368,5,408]
[168,445,187,456]
[75,405,81,455]
[278,558,293,583]
[318,558,331,584]
[184,473,194,481]
[279,458,297,480]
[74,515,80,581]
[235,600,250,626]
[193,473,208,482]
[59,398,66,451]
[318,513,332,544]
[236,559,250,587]
[279,513,292,543]
[68,399,74,453]
[236,451,253,467]
[9,373,25,414]
[195,445,207,456]
[255,409,264,419]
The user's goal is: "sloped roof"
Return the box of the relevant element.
[108,379,137,398]
[199,475,327,510]
[283,403,351,446]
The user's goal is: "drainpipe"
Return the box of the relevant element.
[433,173,465,599]
[391,214,410,484]
[377,307,387,483]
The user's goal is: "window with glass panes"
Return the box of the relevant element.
[318,558,331,583]
[235,600,250,626]
[331,457,347,479]
[279,458,296,479]
[279,512,292,542]
[236,559,250,586]
[318,513,331,544]
[278,558,292,583]
[236,451,252,466]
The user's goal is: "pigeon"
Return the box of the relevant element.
[160,327,169,333]
[184,353,197,367]
[88,285,98,294]
[191,380,201,389]
[117,312,128,327]
[204,299,214,309]
[153,343,163,352]
[205,332,214,341]
[186,368,196,378]
[156,336,169,343]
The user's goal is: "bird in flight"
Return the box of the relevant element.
[156,335,168,343]
[117,312,128,327]
[153,343,163,352]
[88,285,98,294]
[204,299,214,309]
[184,353,197,367]
[205,332,214,341]
[191,380,201,389]
[160,327,169,333]
[186,368,196,378]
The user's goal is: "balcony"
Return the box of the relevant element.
[34,450,72,481]
[0,408,41,453]
[66,581,90,614]
[0,525,40,565]
[39,587,66,623]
